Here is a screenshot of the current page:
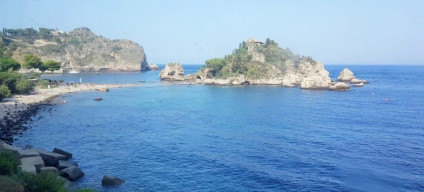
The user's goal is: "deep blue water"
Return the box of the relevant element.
[15,65,424,192]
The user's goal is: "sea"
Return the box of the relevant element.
[14,65,424,192]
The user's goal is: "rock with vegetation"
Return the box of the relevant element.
[159,62,186,81]
[163,38,332,89]
[2,27,148,72]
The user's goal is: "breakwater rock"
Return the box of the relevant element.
[0,142,84,181]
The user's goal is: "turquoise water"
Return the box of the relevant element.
[15,65,424,191]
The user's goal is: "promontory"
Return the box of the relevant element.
[1,27,149,72]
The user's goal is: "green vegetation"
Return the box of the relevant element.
[0,151,20,175]
[23,54,43,69]
[202,38,310,78]
[41,60,61,72]
[0,57,21,71]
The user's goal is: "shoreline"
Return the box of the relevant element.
[0,83,141,144]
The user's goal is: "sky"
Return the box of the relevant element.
[1,0,424,65]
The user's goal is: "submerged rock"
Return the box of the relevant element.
[102,175,125,186]
[350,78,368,84]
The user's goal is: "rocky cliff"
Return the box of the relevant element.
[3,27,147,72]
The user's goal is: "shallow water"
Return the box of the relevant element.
[15,65,424,191]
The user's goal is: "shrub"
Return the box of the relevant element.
[18,172,67,192]
[0,57,21,72]
[0,85,12,101]
[0,151,20,176]
[37,79,50,89]
[15,78,33,94]
[0,176,24,192]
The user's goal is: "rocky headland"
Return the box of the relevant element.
[2,27,149,72]
[159,38,367,90]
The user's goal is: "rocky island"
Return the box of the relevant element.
[159,38,367,90]
[2,27,152,72]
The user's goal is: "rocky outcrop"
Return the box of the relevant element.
[0,142,84,181]
[337,68,355,82]
[159,63,186,81]
[8,27,147,72]
[146,64,160,71]
[329,82,350,91]
[102,175,125,186]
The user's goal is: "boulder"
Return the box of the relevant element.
[159,63,185,81]
[37,151,67,166]
[19,164,37,174]
[329,82,350,91]
[40,166,59,174]
[58,160,78,170]
[337,68,355,82]
[102,175,125,186]
[20,156,45,172]
[53,148,72,159]
[17,149,40,158]
[60,166,84,181]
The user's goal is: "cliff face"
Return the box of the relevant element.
[8,28,147,72]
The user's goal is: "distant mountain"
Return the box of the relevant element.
[1,27,148,72]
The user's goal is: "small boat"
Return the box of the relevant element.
[94,97,103,101]
[69,70,81,74]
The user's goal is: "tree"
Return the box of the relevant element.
[23,54,42,69]
[42,60,61,72]
[205,58,226,77]
[0,58,21,71]
[0,85,12,101]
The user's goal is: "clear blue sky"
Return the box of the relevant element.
[1,0,424,65]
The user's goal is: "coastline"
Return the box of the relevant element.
[0,83,141,144]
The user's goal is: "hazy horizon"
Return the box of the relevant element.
[2,0,423,65]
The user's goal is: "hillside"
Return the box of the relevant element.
[1,27,148,72]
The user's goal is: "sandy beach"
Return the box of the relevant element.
[0,83,141,143]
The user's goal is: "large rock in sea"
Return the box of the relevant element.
[102,175,125,186]
[337,68,356,82]
[60,166,84,181]
[159,63,186,81]
[329,82,350,91]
